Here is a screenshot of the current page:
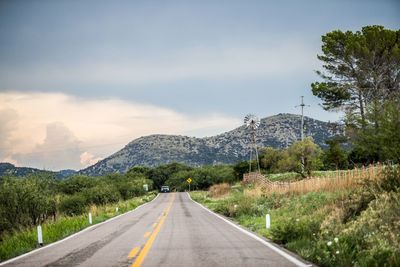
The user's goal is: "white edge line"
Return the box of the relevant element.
[0,193,160,266]
[187,192,311,267]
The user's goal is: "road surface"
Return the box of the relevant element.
[2,193,309,267]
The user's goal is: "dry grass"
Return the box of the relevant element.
[208,183,231,198]
[244,164,387,195]
[243,185,263,198]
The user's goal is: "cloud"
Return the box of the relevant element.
[0,91,240,170]
[0,108,20,160]
[80,152,102,168]
[14,122,82,170]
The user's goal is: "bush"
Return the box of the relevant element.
[83,185,121,205]
[0,175,57,235]
[59,194,87,216]
[59,175,95,195]
[270,218,319,244]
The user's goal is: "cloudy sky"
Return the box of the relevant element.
[1,0,399,170]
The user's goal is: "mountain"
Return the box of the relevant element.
[80,113,343,176]
[0,162,77,179]
[0,162,52,177]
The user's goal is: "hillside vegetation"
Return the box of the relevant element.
[191,165,400,267]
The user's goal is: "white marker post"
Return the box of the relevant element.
[89,212,92,225]
[37,225,43,246]
[116,207,119,213]
[266,214,271,229]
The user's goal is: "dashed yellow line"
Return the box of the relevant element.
[131,193,175,267]
[128,247,140,259]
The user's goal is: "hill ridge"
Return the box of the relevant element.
[80,113,343,176]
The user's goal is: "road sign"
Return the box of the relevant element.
[187,178,192,192]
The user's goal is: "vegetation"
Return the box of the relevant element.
[312,25,400,164]
[187,25,400,267]
[0,193,156,261]
[191,165,400,267]
[0,170,156,261]
[0,173,152,237]
[1,24,399,265]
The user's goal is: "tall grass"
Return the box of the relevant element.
[245,164,387,195]
[0,192,156,261]
[208,183,231,198]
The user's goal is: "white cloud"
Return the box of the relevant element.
[0,92,240,170]
[80,152,103,168]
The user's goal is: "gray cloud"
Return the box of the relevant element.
[15,122,82,170]
[0,108,19,160]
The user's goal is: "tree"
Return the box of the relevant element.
[126,166,152,177]
[349,100,400,163]
[311,26,400,127]
[233,161,256,180]
[165,165,236,191]
[59,175,95,195]
[259,147,285,173]
[278,138,323,177]
[149,163,192,189]
[322,136,348,170]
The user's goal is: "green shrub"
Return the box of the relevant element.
[84,185,121,205]
[59,194,87,216]
[59,175,95,195]
[270,218,319,244]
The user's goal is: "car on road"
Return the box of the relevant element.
[160,186,170,193]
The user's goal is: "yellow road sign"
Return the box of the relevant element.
[187,178,192,184]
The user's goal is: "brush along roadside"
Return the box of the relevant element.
[191,165,400,267]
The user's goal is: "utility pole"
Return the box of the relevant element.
[296,96,310,141]
[295,96,310,172]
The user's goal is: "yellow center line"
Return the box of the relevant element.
[144,231,151,238]
[128,247,140,259]
[151,223,157,228]
[131,193,175,267]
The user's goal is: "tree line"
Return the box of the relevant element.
[0,172,152,238]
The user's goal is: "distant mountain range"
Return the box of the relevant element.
[0,113,343,178]
[0,162,76,179]
[80,113,343,176]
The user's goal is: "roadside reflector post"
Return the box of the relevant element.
[37,225,43,246]
[143,184,148,191]
[89,212,92,225]
[266,214,271,229]
[116,207,119,212]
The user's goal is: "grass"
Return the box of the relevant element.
[208,183,231,198]
[0,192,157,261]
[191,167,400,267]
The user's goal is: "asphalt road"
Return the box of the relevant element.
[2,193,309,267]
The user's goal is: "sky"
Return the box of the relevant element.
[0,0,399,170]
